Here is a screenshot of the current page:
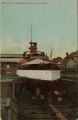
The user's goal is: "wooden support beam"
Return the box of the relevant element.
[12,82,15,99]
[48,104,67,120]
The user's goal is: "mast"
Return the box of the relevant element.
[29,24,37,54]
[31,24,32,42]
[77,0,78,51]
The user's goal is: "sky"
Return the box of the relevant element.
[1,0,77,58]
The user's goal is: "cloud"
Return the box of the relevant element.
[1,37,27,54]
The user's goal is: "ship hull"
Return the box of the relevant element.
[16,70,60,81]
[21,78,60,92]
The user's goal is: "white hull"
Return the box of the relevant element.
[16,70,60,81]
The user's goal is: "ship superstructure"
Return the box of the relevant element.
[16,25,60,81]
[16,41,60,81]
[22,41,49,61]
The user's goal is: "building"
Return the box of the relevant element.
[0,54,23,73]
[60,50,78,101]
[61,51,78,70]
[52,57,63,68]
[0,54,23,63]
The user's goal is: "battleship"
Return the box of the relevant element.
[16,41,60,81]
[14,26,61,94]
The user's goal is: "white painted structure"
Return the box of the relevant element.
[22,58,50,65]
[16,70,60,81]
[17,58,60,81]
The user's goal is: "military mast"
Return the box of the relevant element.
[29,25,37,55]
